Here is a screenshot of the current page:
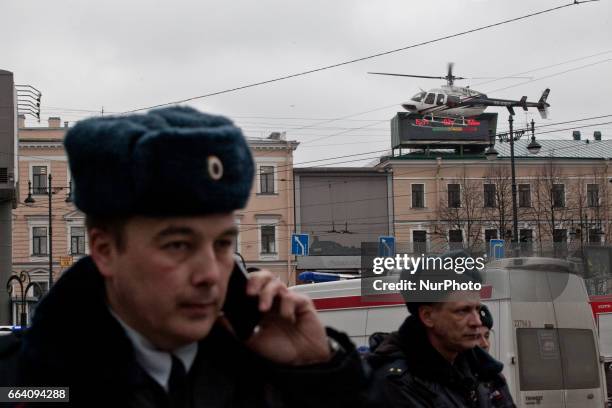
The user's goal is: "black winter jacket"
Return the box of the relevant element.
[366,315,515,408]
[0,257,368,408]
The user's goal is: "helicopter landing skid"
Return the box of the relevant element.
[422,114,470,127]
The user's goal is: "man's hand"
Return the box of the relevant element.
[224,270,332,366]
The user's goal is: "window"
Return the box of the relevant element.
[552,184,565,208]
[449,229,463,250]
[412,230,427,254]
[485,229,498,243]
[519,229,533,255]
[484,184,496,208]
[448,184,460,208]
[553,229,567,243]
[517,328,599,391]
[589,228,602,244]
[411,184,424,208]
[260,225,276,254]
[410,91,426,102]
[32,166,48,195]
[32,227,47,256]
[70,227,86,255]
[260,166,274,194]
[424,93,435,105]
[587,184,599,207]
[435,94,445,106]
[519,184,531,207]
[447,95,460,107]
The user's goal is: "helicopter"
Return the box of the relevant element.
[369,63,550,121]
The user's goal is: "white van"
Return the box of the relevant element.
[292,257,607,408]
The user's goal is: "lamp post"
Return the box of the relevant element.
[485,117,541,255]
[6,270,44,328]
[24,174,72,290]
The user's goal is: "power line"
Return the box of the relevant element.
[121,2,591,114]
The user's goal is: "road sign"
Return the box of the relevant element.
[378,236,396,257]
[291,234,309,256]
[59,256,73,267]
[490,239,505,260]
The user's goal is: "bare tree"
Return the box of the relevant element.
[530,158,571,254]
[434,167,485,254]
[483,164,513,243]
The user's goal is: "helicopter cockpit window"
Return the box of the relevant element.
[424,93,435,105]
[436,94,445,106]
[411,92,426,102]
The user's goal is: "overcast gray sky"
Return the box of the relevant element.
[2,0,611,165]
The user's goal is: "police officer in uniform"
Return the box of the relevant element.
[0,107,366,407]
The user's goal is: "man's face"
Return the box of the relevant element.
[95,213,237,350]
[478,327,491,352]
[421,291,482,355]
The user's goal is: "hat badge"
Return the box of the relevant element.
[207,155,224,180]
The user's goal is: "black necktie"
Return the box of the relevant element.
[168,354,188,408]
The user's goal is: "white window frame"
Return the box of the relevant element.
[552,183,566,208]
[448,228,464,244]
[518,183,531,208]
[446,183,461,208]
[66,221,88,257]
[586,183,600,207]
[483,183,496,208]
[29,162,51,196]
[10,270,48,326]
[28,218,49,261]
[256,161,279,195]
[410,228,429,253]
[410,183,426,208]
[256,216,280,261]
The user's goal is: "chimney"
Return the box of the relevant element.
[48,116,61,128]
[572,131,581,141]
[18,114,26,128]
[267,132,281,140]
[594,131,602,141]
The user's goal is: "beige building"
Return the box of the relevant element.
[11,116,298,323]
[377,136,612,257]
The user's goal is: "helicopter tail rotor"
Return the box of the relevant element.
[537,88,551,119]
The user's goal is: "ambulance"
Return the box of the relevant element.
[292,257,608,408]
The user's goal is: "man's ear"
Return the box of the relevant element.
[88,228,119,278]
[418,305,436,329]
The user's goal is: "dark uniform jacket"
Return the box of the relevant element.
[0,257,367,408]
[366,315,515,408]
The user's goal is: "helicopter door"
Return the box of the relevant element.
[447,95,460,108]
[436,93,446,106]
[424,93,435,105]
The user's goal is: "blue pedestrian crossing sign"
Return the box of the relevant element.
[292,234,309,256]
[490,239,505,260]
[378,236,396,257]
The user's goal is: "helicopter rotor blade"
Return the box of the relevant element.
[467,76,533,80]
[368,72,446,80]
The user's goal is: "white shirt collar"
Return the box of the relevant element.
[109,308,198,391]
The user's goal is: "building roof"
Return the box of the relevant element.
[380,139,612,162]
[495,139,612,160]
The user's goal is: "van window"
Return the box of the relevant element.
[517,328,600,391]
[559,329,600,389]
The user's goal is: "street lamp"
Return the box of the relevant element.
[24,174,72,290]
[6,271,44,328]
[486,117,541,254]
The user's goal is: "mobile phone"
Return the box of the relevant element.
[222,255,262,340]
